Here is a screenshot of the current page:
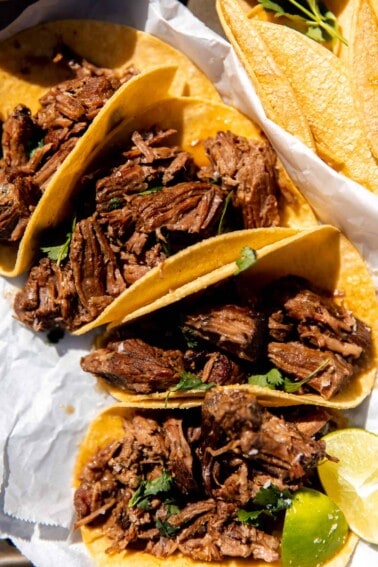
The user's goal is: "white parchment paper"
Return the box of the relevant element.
[0,1,377,565]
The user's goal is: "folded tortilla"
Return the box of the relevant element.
[13,94,317,334]
[81,225,378,409]
[73,394,358,566]
[0,19,220,277]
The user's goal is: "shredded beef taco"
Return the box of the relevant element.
[73,389,358,566]
[80,226,378,409]
[0,20,220,278]
[13,95,317,335]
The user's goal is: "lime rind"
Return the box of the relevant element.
[281,488,349,567]
[318,428,378,544]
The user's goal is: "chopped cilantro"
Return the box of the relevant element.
[234,246,257,275]
[41,217,76,266]
[107,197,123,211]
[129,469,174,509]
[165,371,216,406]
[258,0,347,45]
[248,367,284,389]
[181,326,201,349]
[238,484,293,527]
[248,359,330,393]
[156,518,180,537]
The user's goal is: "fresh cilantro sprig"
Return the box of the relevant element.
[129,469,174,509]
[248,359,330,393]
[41,217,76,267]
[234,246,257,275]
[258,0,347,45]
[238,484,293,527]
[165,371,216,406]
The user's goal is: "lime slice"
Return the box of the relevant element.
[318,427,378,544]
[281,488,349,567]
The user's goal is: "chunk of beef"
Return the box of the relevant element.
[268,341,354,399]
[69,217,126,319]
[183,304,265,361]
[198,389,327,501]
[1,105,37,168]
[132,181,224,236]
[36,75,121,132]
[202,131,281,228]
[0,170,41,242]
[80,338,185,394]
[175,501,280,563]
[14,258,76,331]
[164,417,198,494]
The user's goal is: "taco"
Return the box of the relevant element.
[73,388,358,566]
[216,0,378,194]
[80,225,378,409]
[0,20,220,278]
[13,95,317,335]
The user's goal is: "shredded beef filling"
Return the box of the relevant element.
[15,127,284,331]
[74,389,332,562]
[0,46,137,245]
[80,275,371,399]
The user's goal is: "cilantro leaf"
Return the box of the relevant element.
[234,246,257,275]
[165,371,216,406]
[107,197,123,211]
[41,217,76,266]
[248,368,284,389]
[129,469,174,509]
[238,484,293,527]
[258,0,347,45]
[181,326,201,349]
[156,518,180,537]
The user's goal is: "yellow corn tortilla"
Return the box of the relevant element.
[0,19,220,120]
[0,65,185,277]
[63,95,317,335]
[0,19,222,278]
[216,0,315,150]
[337,0,378,161]
[100,225,378,410]
[216,0,378,194]
[73,402,358,567]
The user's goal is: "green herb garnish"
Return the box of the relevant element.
[217,190,234,235]
[165,371,216,406]
[248,367,284,389]
[258,0,347,45]
[107,197,123,211]
[283,358,330,392]
[234,246,257,275]
[238,484,293,527]
[248,359,330,393]
[129,469,174,510]
[156,518,180,537]
[138,185,164,196]
[181,326,201,349]
[41,217,76,266]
